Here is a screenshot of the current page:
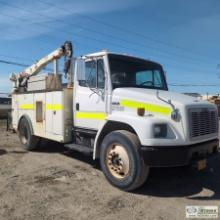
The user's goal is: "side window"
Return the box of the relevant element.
[78,59,105,88]
[97,59,105,89]
[78,60,96,87]
[85,61,96,88]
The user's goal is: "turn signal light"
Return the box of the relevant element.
[137,108,145,116]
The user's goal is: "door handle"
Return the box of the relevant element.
[76,103,79,111]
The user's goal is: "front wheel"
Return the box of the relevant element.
[18,118,40,151]
[100,130,149,191]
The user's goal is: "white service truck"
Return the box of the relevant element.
[10,41,219,191]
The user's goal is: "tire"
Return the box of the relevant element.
[18,117,40,151]
[100,130,149,191]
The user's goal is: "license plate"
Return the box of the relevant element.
[197,159,207,170]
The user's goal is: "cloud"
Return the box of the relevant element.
[0,0,137,40]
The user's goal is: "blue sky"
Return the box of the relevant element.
[0,0,220,94]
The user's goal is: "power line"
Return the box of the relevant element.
[0,57,217,85]
[169,83,220,87]
[38,0,220,62]
[37,0,219,64]
[0,59,29,68]
[163,63,216,74]
[0,3,151,54]
[0,1,218,77]
[0,9,61,52]
[0,54,34,63]
[0,0,217,68]
[0,59,52,72]
[1,57,220,90]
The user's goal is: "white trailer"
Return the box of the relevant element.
[10,42,219,191]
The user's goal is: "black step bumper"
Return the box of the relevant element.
[141,139,219,167]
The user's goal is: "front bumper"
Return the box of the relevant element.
[141,139,219,167]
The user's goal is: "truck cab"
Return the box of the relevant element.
[11,48,219,191]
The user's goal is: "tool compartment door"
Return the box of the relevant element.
[34,93,45,137]
[52,91,63,135]
[46,91,64,137]
[46,92,53,134]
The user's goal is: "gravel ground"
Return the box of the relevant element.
[0,120,219,220]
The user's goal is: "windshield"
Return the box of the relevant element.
[109,54,168,90]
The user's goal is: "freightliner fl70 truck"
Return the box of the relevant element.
[10,41,219,191]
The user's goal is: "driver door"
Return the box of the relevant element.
[74,58,106,130]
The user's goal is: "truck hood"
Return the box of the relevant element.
[112,88,213,112]
[111,88,218,146]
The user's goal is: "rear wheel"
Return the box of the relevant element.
[18,118,40,151]
[100,130,149,191]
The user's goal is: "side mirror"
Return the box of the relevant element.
[76,58,85,77]
[76,58,86,83]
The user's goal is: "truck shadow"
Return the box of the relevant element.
[36,141,98,167]
[0,149,7,156]
[35,141,220,200]
[135,155,220,200]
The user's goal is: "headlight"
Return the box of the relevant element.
[154,124,167,138]
[171,109,179,121]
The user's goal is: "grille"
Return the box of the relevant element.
[189,108,218,138]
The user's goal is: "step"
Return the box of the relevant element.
[64,143,93,155]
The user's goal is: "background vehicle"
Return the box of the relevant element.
[0,96,11,119]
[10,41,219,191]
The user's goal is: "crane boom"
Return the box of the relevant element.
[10,41,73,91]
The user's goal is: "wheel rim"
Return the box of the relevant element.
[106,143,130,179]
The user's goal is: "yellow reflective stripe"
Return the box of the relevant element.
[19,104,34,110]
[120,99,171,115]
[46,104,63,111]
[19,103,63,110]
[76,112,106,120]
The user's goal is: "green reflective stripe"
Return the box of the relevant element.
[19,104,34,110]
[120,99,171,115]
[76,112,106,120]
